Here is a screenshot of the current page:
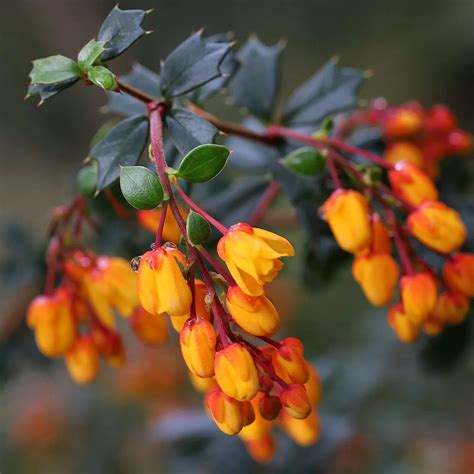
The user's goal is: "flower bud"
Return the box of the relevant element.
[427,105,457,134]
[443,253,474,297]
[137,205,188,243]
[322,190,371,254]
[352,253,399,307]
[137,246,192,317]
[447,129,472,155]
[65,336,99,384]
[272,337,309,384]
[279,409,321,447]
[280,384,312,419]
[206,388,249,435]
[370,213,391,254]
[384,142,423,167]
[407,201,466,254]
[214,343,259,401]
[258,393,282,421]
[188,372,217,393]
[432,291,470,325]
[28,289,76,358]
[217,223,294,296]
[243,435,275,464]
[226,286,280,337]
[400,273,437,324]
[384,108,423,138]
[304,364,322,406]
[388,161,438,207]
[180,317,217,378]
[387,303,420,343]
[130,306,167,346]
[422,314,444,336]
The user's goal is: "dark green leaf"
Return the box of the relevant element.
[97,6,148,61]
[186,211,211,245]
[281,147,327,176]
[165,108,218,155]
[29,55,80,84]
[77,162,98,197]
[26,78,79,104]
[229,38,283,120]
[90,114,149,189]
[283,58,364,127]
[78,39,106,71]
[106,63,160,116]
[120,166,163,210]
[177,144,230,183]
[87,66,117,90]
[160,31,230,97]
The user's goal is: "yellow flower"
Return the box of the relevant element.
[407,201,466,253]
[137,245,192,317]
[137,205,188,243]
[226,286,280,337]
[279,384,312,420]
[272,337,309,385]
[400,272,437,324]
[130,306,167,346]
[387,303,420,343]
[432,291,470,325]
[322,189,372,254]
[370,212,391,254]
[443,253,474,297]
[65,335,99,384]
[217,223,294,296]
[279,409,321,447]
[384,141,423,167]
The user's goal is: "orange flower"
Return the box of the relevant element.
[322,189,372,254]
[65,336,99,384]
[432,291,470,325]
[407,201,466,253]
[400,272,437,324]
[27,288,76,358]
[384,142,423,167]
[447,129,473,155]
[258,393,282,421]
[242,434,275,464]
[226,286,280,337]
[217,223,294,297]
[130,306,167,346]
[279,408,321,447]
[272,337,309,384]
[370,213,391,254]
[352,253,399,307]
[279,384,312,419]
[206,388,253,435]
[384,108,423,138]
[189,372,217,393]
[304,364,322,406]
[180,317,217,378]
[388,161,438,207]
[137,245,192,317]
[443,253,474,297]
[422,314,444,336]
[137,205,188,243]
[214,343,259,401]
[387,303,420,343]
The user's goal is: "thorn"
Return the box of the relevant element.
[277,38,287,50]
[145,30,154,36]
[330,55,340,65]
[197,27,205,36]
[160,59,164,68]
[249,33,259,41]
[363,69,374,79]
[228,40,237,48]
[83,157,91,164]
[37,100,44,107]
[146,8,155,14]
[93,189,100,198]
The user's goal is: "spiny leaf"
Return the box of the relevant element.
[29,55,80,84]
[26,78,79,104]
[78,39,106,71]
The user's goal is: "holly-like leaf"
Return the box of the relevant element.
[106,63,160,116]
[78,39,106,71]
[281,147,327,176]
[186,211,211,245]
[164,108,218,155]
[160,31,230,98]
[29,55,80,84]
[282,58,364,127]
[26,78,79,104]
[120,166,163,210]
[90,114,149,189]
[177,144,230,183]
[97,6,148,61]
[229,38,283,120]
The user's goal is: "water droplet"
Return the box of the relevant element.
[130,256,141,272]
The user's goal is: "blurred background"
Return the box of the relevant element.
[1,1,473,473]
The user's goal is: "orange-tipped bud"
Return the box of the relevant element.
[387,303,420,343]
[400,272,437,324]
[384,142,423,167]
[65,336,99,384]
[214,343,259,401]
[137,205,188,243]
[206,388,251,435]
[243,434,275,464]
[352,253,399,307]
[322,190,372,254]
[226,286,280,337]
[447,129,473,155]
[427,105,457,134]
[137,245,192,317]
[217,223,294,297]
[407,201,466,254]
[272,337,309,385]
[27,289,76,358]
[280,384,312,419]
[422,314,444,336]
[432,291,470,325]
[239,392,272,440]
[189,372,217,393]
[384,108,423,138]
[370,213,391,254]
[443,253,474,297]
[180,317,216,378]
[258,393,282,421]
[279,408,321,447]
[388,161,438,207]
[130,306,167,346]
[304,364,322,406]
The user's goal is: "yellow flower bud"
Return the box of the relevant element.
[443,253,474,297]
[400,272,437,324]
[65,336,99,384]
[384,141,423,167]
[432,291,470,325]
[130,306,167,346]
[387,303,420,343]
[272,337,309,385]
[304,364,322,406]
[137,205,188,243]
[280,384,312,419]
[279,408,321,447]
[188,372,217,393]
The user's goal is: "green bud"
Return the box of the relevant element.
[77,161,98,197]
[186,211,211,245]
[87,66,117,90]
[281,147,327,176]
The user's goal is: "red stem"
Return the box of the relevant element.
[104,189,131,220]
[248,181,281,226]
[198,246,235,286]
[326,156,342,189]
[155,201,168,247]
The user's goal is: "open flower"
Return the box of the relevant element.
[218,223,294,296]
